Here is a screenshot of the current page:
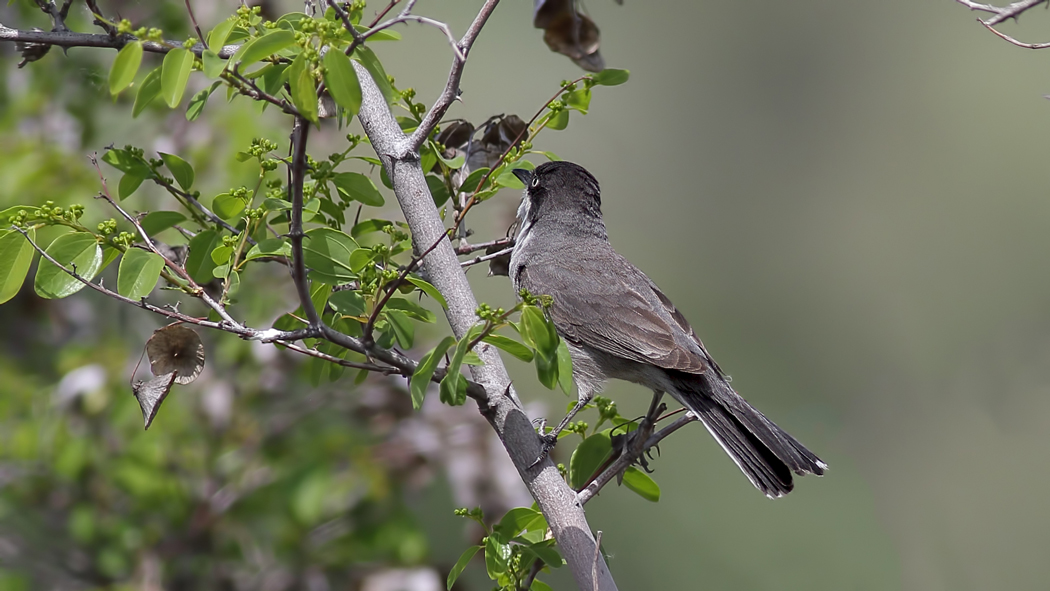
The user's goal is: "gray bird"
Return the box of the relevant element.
[509,161,826,498]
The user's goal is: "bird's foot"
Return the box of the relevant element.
[528,431,559,470]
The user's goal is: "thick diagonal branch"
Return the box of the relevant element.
[353,59,618,591]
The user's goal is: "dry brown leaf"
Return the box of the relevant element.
[132,371,177,430]
[533,0,605,72]
[146,324,205,385]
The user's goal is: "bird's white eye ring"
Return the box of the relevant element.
[530,175,540,188]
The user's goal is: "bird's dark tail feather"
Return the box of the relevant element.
[670,372,827,499]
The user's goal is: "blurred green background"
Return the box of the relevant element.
[3,0,1050,589]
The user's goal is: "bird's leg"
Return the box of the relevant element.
[528,396,591,469]
[623,391,666,471]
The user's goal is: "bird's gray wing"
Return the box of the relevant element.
[519,256,707,374]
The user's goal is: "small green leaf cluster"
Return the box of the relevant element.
[447,506,561,591]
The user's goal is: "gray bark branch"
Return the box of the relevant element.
[352,59,618,591]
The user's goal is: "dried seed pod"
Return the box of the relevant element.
[146,324,205,385]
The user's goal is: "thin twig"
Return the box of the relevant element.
[955,0,1049,25]
[278,340,400,373]
[287,116,323,328]
[225,66,301,116]
[149,176,247,238]
[0,24,240,57]
[362,228,450,344]
[34,0,70,32]
[183,0,205,45]
[369,0,402,27]
[454,236,512,255]
[90,154,243,327]
[576,413,698,506]
[979,19,1050,47]
[405,0,501,152]
[520,558,544,591]
[460,246,512,268]
[325,0,364,44]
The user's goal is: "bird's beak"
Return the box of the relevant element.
[511,168,533,186]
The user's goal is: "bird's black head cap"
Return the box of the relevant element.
[513,161,606,240]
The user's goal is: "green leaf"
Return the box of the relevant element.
[161,48,194,108]
[531,580,554,591]
[244,237,290,261]
[275,12,310,31]
[323,49,361,115]
[426,174,451,206]
[385,297,435,323]
[0,205,38,225]
[158,153,194,191]
[622,466,661,502]
[0,229,35,304]
[433,147,465,170]
[520,306,557,359]
[212,193,247,220]
[208,18,236,51]
[101,148,152,176]
[116,248,164,300]
[201,49,225,78]
[118,173,144,200]
[303,227,358,284]
[262,198,292,212]
[139,211,186,236]
[565,88,591,114]
[210,245,233,265]
[99,246,121,272]
[483,334,534,362]
[440,325,485,406]
[556,339,574,395]
[328,290,365,316]
[484,535,512,581]
[186,81,220,121]
[34,233,103,299]
[494,507,544,539]
[386,309,414,348]
[523,541,563,569]
[546,109,569,130]
[534,350,559,390]
[591,68,630,86]
[133,66,163,117]
[352,45,398,104]
[568,430,613,489]
[288,54,318,123]
[446,545,481,590]
[311,282,332,318]
[259,62,289,96]
[185,229,221,284]
[348,248,374,273]
[237,29,296,68]
[332,172,384,206]
[411,336,455,410]
[406,276,447,308]
[350,219,392,238]
[459,167,490,193]
[109,41,143,96]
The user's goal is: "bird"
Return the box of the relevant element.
[508,161,826,498]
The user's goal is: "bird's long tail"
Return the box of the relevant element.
[669,371,827,498]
